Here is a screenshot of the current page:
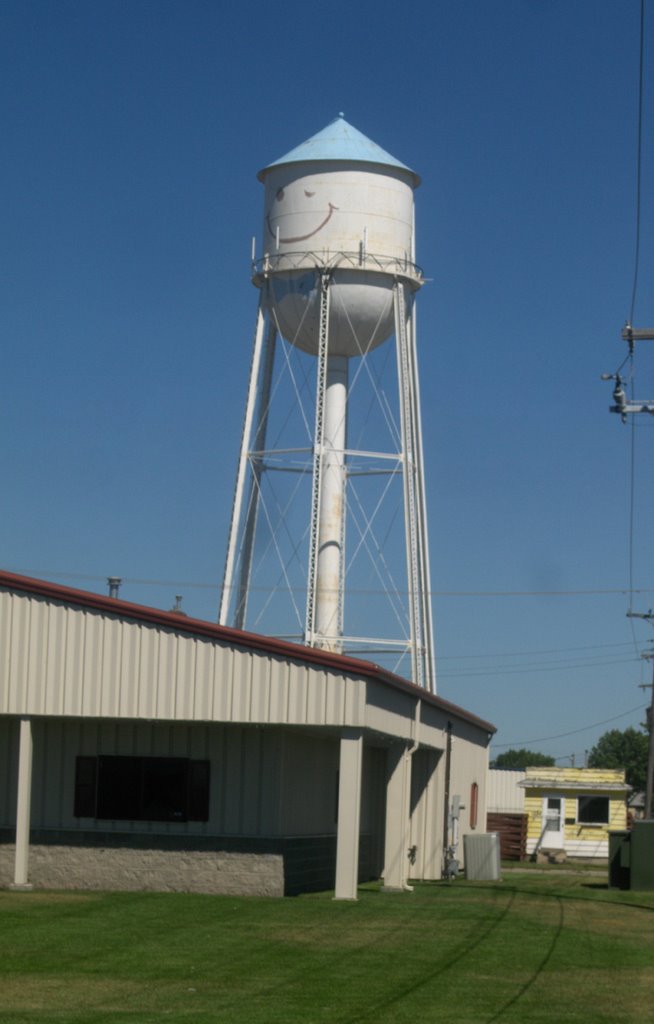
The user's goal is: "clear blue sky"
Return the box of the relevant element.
[2,0,654,763]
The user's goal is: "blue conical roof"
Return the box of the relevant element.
[258,115,420,187]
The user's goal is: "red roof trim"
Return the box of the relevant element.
[0,569,496,734]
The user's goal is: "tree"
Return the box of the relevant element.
[587,727,648,791]
[491,749,555,770]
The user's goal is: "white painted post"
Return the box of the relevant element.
[382,742,411,891]
[219,301,270,626]
[12,717,33,890]
[315,355,348,651]
[334,728,363,900]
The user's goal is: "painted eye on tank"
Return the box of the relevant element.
[304,190,315,197]
[276,188,285,201]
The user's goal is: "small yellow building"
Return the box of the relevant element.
[521,767,629,860]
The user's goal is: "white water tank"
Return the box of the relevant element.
[255,115,422,357]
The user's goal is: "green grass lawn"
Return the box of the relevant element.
[1,872,653,1023]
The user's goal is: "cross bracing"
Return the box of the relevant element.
[220,269,436,691]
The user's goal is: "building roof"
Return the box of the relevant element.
[519,778,630,793]
[257,114,421,187]
[0,569,495,735]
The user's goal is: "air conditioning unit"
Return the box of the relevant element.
[463,833,501,881]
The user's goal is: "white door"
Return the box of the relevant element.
[542,795,565,847]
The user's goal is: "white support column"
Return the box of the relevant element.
[11,717,34,891]
[405,300,436,693]
[392,282,435,692]
[334,728,363,901]
[315,355,348,651]
[232,317,278,630]
[382,741,412,891]
[219,299,271,626]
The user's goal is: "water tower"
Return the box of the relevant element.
[219,115,436,691]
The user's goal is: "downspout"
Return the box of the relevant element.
[442,720,453,879]
[402,698,422,892]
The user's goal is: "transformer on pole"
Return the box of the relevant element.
[219,116,436,691]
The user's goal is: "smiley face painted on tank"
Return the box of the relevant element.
[266,182,338,244]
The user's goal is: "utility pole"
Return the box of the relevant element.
[639,651,654,820]
[627,612,654,820]
[604,329,654,819]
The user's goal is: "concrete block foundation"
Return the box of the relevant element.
[0,830,374,897]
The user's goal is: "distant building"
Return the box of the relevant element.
[520,767,629,860]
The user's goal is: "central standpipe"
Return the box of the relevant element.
[314,355,348,651]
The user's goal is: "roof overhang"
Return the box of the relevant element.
[519,778,630,793]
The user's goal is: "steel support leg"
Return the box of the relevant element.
[394,281,434,690]
[219,299,277,627]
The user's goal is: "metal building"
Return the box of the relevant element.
[0,571,494,897]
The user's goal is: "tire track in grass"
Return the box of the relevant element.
[211,886,515,1021]
[483,894,565,1023]
[481,874,627,1023]
[342,886,521,1023]
[202,893,427,1018]
[129,886,654,1022]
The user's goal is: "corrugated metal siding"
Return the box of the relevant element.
[365,682,415,740]
[488,770,526,812]
[2,717,393,844]
[2,717,287,837]
[409,747,443,880]
[0,592,367,728]
[281,733,340,834]
[450,737,490,860]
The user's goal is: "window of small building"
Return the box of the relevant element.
[577,795,610,825]
[74,755,210,822]
[469,782,479,830]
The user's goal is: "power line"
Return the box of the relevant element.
[439,640,637,661]
[6,567,654,600]
[440,655,640,681]
[492,703,648,750]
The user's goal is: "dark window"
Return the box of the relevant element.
[141,757,188,822]
[73,756,97,817]
[97,756,142,820]
[74,755,210,822]
[577,796,609,824]
[188,760,211,822]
